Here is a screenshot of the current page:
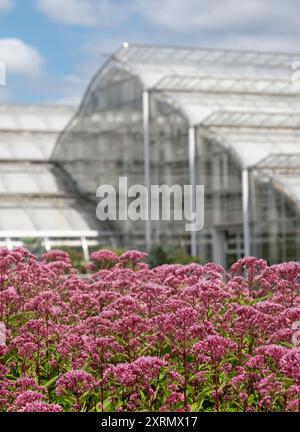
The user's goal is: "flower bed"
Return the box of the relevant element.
[0,248,300,412]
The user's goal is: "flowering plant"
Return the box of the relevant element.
[0,250,300,412]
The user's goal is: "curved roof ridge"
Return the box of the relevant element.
[118,42,300,58]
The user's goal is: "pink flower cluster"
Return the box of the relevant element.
[0,250,300,412]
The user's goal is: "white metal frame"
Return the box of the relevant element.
[242,169,250,256]
[0,230,103,256]
[143,90,151,250]
[188,126,197,256]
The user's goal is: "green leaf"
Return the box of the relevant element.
[44,374,60,388]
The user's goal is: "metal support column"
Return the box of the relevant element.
[44,237,51,252]
[6,238,13,250]
[242,168,250,256]
[143,90,151,251]
[189,126,197,257]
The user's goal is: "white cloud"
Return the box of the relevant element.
[0,0,13,12]
[0,38,44,76]
[134,0,266,32]
[134,0,296,33]
[6,0,300,106]
[36,0,127,27]
[52,74,88,104]
[130,0,300,53]
[0,86,13,103]
[35,0,300,54]
[211,34,300,53]
[32,68,93,106]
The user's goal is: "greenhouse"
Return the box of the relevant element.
[52,44,300,267]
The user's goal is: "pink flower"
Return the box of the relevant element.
[9,391,45,412]
[19,402,63,412]
[24,290,67,318]
[230,256,268,295]
[120,250,148,269]
[42,249,71,264]
[56,370,96,396]
[247,355,265,369]
[107,356,166,387]
[255,344,288,366]
[280,348,300,384]
[193,335,237,362]
[166,392,184,405]
[0,287,21,317]
[87,250,119,271]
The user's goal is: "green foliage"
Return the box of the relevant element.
[22,238,44,258]
[147,245,202,268]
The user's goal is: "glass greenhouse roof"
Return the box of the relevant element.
[0,105,75,132]
[104,45,291,94]
[272,175,300,211]
[0,200,102,233]
[0,104,107,237]
[117,44,298,66]
[97,43,300,203]
[0,163,65,195]
[0,133,60,160]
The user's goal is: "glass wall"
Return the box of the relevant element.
[149,94,190,249]
[195,132,243,265]
[54,69,192,250]
[250,174,300,263]
[53,67,145,247]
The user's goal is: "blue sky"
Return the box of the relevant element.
[0,0,299,105]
